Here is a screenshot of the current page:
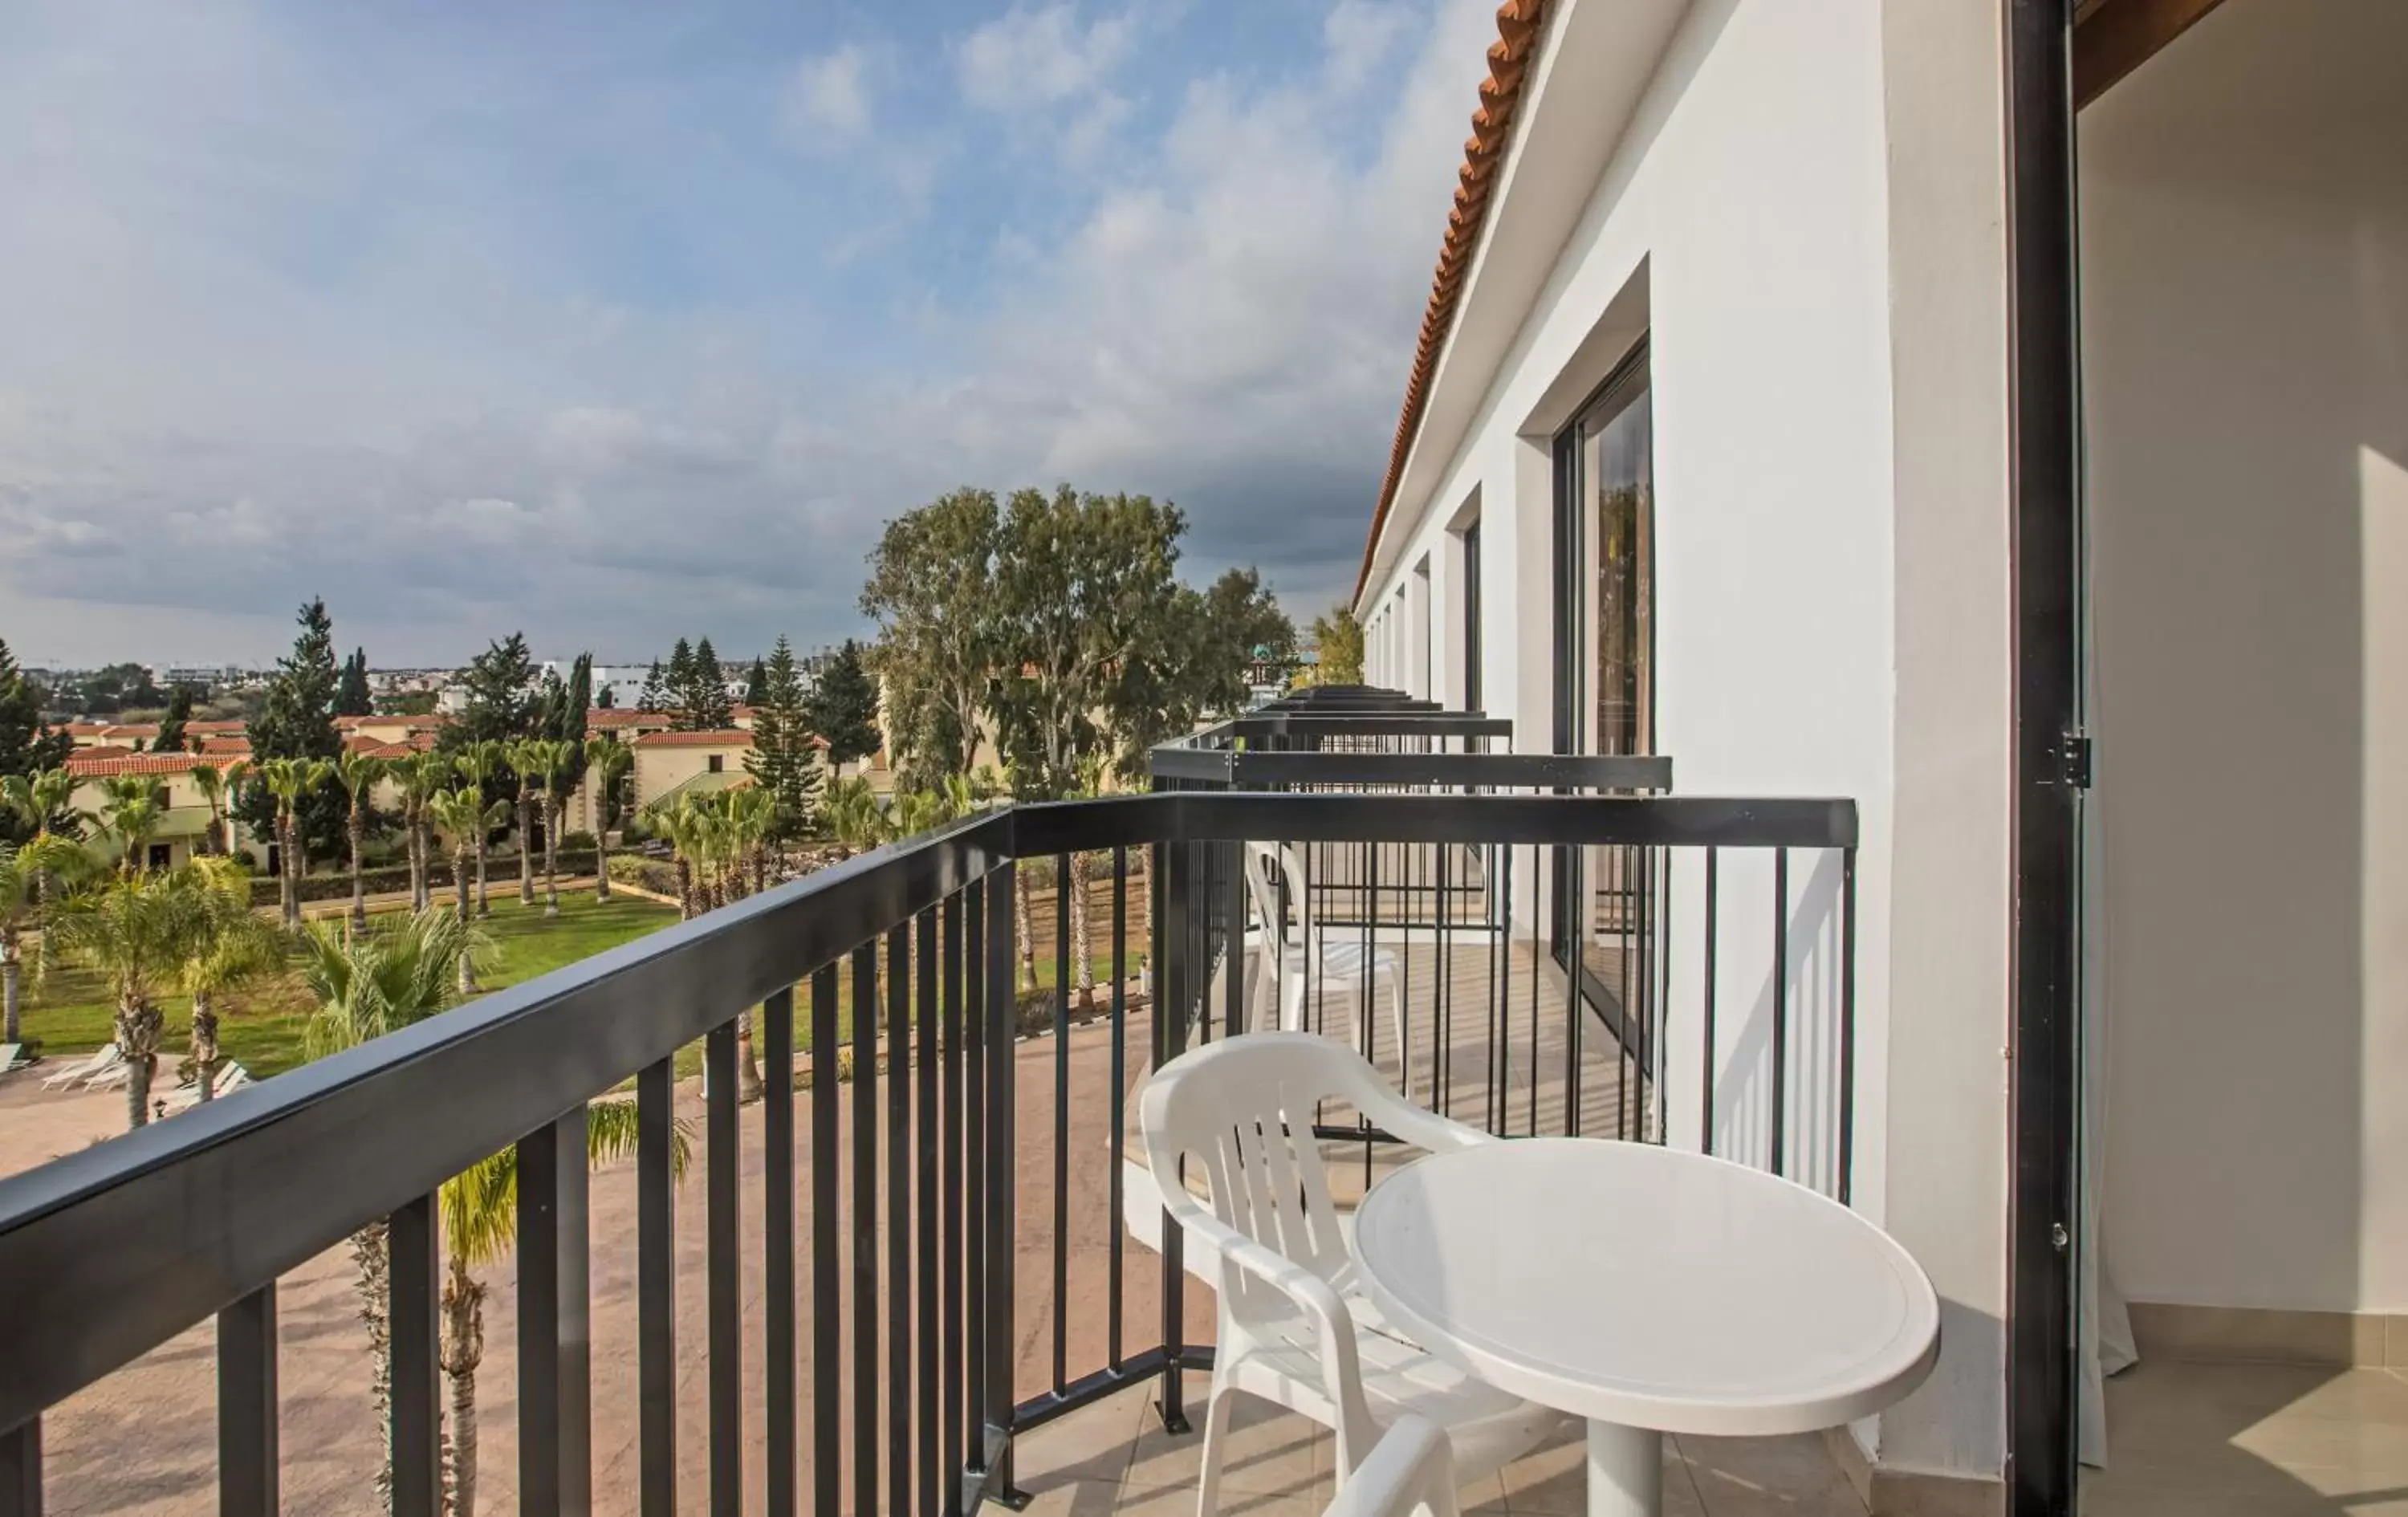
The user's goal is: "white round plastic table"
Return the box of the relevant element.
[1348,1138,1940,1517]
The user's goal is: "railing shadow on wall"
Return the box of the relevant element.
[0,743,1857,1517]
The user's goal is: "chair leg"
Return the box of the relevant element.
[1386,970,1412,1102]
[1195,1380,1238,1517]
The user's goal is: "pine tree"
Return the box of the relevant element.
[744,636,824,839]
[0,638,72,845]
[596,684,617,710]
[334,649,373,717]
[635,660,663,710]
[238,598,348,861]
[154,685,194,754]
[663,640,695,722]
[688,637,733,730]
[743,658,769,706]
[449,634,539,747]
[806,640,882,766]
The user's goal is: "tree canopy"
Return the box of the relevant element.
[237,599,348,858]
[448,633,539,747]
[334,648,373,717]
[0,638,72,845]
[742,636,823,839]
[861,486,1002,781]
[805,640,881,768]
[1306,604,1365,686]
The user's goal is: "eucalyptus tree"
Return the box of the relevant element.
[333,750,388,930]
[860,486,1003,780]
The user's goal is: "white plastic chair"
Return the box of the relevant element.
[43,1044,120,1090]
[1241,842,1413,1098]
[1322,1415,1460,1517]
[1141,1031,1560,1516]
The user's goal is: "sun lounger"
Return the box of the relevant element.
[0,1043,27,1075]
[41,1044,120,1090]
[85,1061,131,1092]
[165,1064,252,1112]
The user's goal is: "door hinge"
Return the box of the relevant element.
[2060,730,2093,791]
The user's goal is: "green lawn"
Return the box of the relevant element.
[15,893,681,1079]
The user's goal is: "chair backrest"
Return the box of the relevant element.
[1322,1414,1460,1517]
[1143,1032,1421,1328]
[1240,840,1315,954]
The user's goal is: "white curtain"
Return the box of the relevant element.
[2079,594,2138,1467]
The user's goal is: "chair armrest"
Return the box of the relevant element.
[1353,1080,1495,1156]
[1169,1198,1378,1453]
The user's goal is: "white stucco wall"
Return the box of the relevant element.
[2080,0,2408,1315]
[1357,0,2015,1482]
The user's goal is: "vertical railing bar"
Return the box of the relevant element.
[1051,853,1071,1397]
[1702,848,1719,1156]
[983,872,1020,1495]
[0,1418,39,1517]
[217,1283,279,1517]
[1840,848,1859,1206]
[852,943,881,1517]
[637,1056,676,1517]
[389,1192,441,1517]
[940,893,966,1516]
[1155,840,1190,1434]
[810,966,842,1517]
[887,926,913,1517]
[706,1023,741,1517]
[917,906,942,1517]
[964,885,989,1484]
[1108,845,1129,1372]
[1771,848,1791,1178]
[764,986,798,1517]
[518,1102,592,1517]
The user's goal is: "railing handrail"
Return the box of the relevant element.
[0,788,1855,1434]
[1153,749,1672,791]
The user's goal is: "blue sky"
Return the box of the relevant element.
[0,0,1495,667]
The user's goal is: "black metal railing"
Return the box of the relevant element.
[0,784,1854,1517]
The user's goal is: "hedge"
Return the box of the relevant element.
[248,851,604,908]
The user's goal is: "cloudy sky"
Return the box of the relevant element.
[0,0,1493,669]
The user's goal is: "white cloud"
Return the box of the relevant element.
[954,4,1141,123]
[783,45,872,143]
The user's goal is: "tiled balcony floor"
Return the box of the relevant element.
[1012,1388,1870,1516]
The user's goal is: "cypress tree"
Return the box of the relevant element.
[805,639,882,766]
[687,637,733,730]
[154,685,195,754]
[333,649,373,717]
[238,598,347,860]
[744,657,769,706]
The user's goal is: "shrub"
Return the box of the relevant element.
[560,829,598,852]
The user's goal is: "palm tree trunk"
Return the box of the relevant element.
[736,1008,764,1103]
[117,993,162,1130]
[474,838,490,919]
[674,860,694,919]
[439,1250,486,1517]
[192,989,219,1101]
[543,797,561,917]
[350,1221,394,1511]
[518,795,536,906]
[455,847,479,994]
[279,815,299,929]
[350,804,370,931]
[1016,860,1038,994]
[595,840,612,903]
[406,811,425,912]
[2,935,19,1046]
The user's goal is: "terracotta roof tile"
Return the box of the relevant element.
[587,709,676,730]
[64,752,210,778]
[198,738,254,757]
[630,729,755,749]
[1357,0,1549,604]
[187,719,247,734]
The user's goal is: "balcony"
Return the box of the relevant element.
[0,692,1868,1515]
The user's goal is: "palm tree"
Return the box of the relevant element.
[646,795,763,1100]
[177,857,277,1100]
[335,751,388,931]
[425,787,508,994]
[3,767,87,977]
[725,783,776,897]
[822,775,885,860]
[505,738,547,909]
[297,908,485,1507]
[453,741,506,918]
[219,758,252,860]
[1,837,86,1044]
[584,737,632,902]
[50,868,209,1129]
[97,775,165,874]
[393,752,453,912]
[190,763,227,857]
[529,738,577,917]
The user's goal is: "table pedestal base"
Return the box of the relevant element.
[1585,1420,1662,1517]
